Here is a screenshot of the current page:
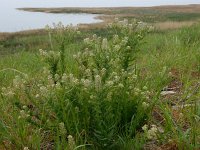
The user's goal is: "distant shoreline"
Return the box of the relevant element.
[17,4,200,14]
[2,4,200,34]
[17,4,200,30]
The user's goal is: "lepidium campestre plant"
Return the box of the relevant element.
[45,23,80,78]
[0,19,154,149]
[108,18,152,71]
[55,19,153,148]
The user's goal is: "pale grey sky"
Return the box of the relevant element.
[0,0,200,8]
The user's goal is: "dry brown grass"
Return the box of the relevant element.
[0,33,10,41]
[19,4,200,15]
[152,4,200,13]
[154,20,199,30]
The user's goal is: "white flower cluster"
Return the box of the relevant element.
[1,87,15,98]
[18,108,30,119]
[83,38,91,45]
[1,75,28,98]
[23,147,29,150]
[142,102,150,109]
[46,22,79,34]
[13,75,27,90]
[68,135,76,150]
[102,38,109,50]
[108,18,154,42]
[39,49,60,61]
[142,124,158,140]
[39,86,49,96]
[109,18,132,29]
[59,122,67,136]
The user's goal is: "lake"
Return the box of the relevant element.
[0,0,199,32]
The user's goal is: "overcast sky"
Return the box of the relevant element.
[0,0,200,8]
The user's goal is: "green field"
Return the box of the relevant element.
[0,7,200,150]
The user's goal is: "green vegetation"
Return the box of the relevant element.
[165,12,200,22]
[0,18,200,150]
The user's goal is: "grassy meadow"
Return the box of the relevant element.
[0,5,200,150]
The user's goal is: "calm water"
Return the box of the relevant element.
[0,0,199,32]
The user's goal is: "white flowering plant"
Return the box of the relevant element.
[0,19,154,149]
